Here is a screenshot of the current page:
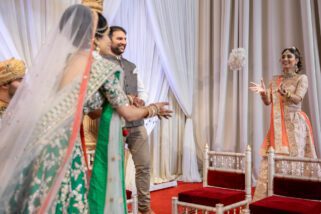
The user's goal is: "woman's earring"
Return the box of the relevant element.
[94,40,100,53]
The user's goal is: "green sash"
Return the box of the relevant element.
[88,72,127,214]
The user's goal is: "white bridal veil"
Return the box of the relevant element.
[0,4,94,212]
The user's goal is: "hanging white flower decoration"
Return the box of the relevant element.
[228,48,247,71]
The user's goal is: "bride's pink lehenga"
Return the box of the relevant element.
[253,74,317,201]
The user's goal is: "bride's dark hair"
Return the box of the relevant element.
[95,12,109,39]
[59,4,93,48]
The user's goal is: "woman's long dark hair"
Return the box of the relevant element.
[59,4,93,48]
[95,12,109,39]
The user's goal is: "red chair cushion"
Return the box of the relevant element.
[178,187,245,207]
[207,170,245,190]
[274,177,321,200]
[126,190,132,199]
[250,195,321,214]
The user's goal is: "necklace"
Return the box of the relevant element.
[283,71,297,79]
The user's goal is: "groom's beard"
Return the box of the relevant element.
[111,44,126,56]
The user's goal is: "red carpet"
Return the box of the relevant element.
[151,181,202,214]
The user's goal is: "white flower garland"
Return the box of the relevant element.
[228,48,247,71]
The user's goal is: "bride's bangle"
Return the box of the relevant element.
[286,91,292,99]
[144,104,160,118]
[127,95,134,105]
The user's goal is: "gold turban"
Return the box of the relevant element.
[0,58,26,86]
[82,0,104,13]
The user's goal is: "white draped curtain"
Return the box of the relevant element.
[0,17,19,60]
[195,0,321,181]
[0,0,79,64]
[300,0,321,156]
[103,0,121,23]
[146,0,200,182]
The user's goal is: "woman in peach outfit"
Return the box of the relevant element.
[250,47,317,201]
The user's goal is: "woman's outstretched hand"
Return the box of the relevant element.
[249,79,266,95]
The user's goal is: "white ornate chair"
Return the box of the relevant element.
[172,145,252,214]
[250,148,321,214]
